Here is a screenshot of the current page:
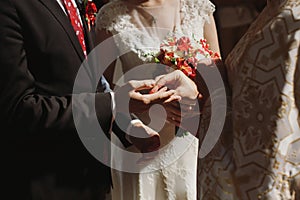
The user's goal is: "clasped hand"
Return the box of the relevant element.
[114,70,201,155]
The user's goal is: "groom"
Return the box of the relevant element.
[0,0,165,199]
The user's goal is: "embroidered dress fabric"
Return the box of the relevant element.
[225,0,300,199]
[197,0,300,199]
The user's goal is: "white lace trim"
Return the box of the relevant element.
[178,0,215,40]
[96,1,161,62]
[96,1,133,34]
[96,0,215,62]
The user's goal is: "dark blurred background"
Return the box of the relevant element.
[211,0,267,59]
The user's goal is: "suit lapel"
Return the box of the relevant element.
[38,0,85,61]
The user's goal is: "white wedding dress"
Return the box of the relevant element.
[96,0,215,199]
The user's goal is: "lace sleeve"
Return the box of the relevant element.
[180,0,215,39]
[201,0,215,23]
[96,1,128,33]
[181,0,215,23]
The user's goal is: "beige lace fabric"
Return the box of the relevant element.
[198,0,300,199]
[97,0,215,75]
[96,0,214,199]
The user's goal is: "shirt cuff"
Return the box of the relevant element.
[125,119,143,144]
[110,91,143,145]
[110,91,116,117]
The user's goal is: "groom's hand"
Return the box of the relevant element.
[115,79,175,114]
[127,120,160,153]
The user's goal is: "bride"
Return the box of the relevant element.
[96,0,220,199]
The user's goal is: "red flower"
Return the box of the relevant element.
[157,50,175,66]
[212,52,220,59]
[85,0,97,31]
[167,37,177,47]
[153,36,219,80]
[168,39,176,46]
[176,57,189,68]
[177,37,192,52]
[175,58,195,78]
[180,65,195,79]
[187,57,198,67]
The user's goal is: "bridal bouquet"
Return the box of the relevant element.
[151,36,220,79]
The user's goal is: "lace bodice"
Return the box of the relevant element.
[96,0,215,74]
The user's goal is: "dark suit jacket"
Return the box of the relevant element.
[0,0,115,198]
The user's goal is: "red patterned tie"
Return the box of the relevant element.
[63,0,87,57]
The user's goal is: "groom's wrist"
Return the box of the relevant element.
[125,119,143,144]
[110,91,116,117]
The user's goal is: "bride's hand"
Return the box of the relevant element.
[151,70,201,103]
[115,79,176,114]
[162,101,200,136]
[150,70,202,134]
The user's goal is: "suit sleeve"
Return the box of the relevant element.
[0,0,113,138]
